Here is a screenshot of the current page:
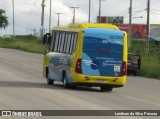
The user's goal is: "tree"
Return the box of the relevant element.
[0,8,8,29]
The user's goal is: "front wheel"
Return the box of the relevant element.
[100,86,113,92]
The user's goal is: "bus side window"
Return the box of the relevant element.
[66,33,71,54]
[51,32,56,51]
[57,32,62,52]
[72,33,78,53]
[60,33,65,53]
[69,34,74,54]
[53,32,60,52]
[63,33,68,53]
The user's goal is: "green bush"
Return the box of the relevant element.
[139,53,160,79]
[0,35,45,54]
[131,40,160,80]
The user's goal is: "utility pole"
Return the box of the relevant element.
[98,0,101,23]
[55,13,62,26]
[98,0,105,23]
[70,6,79,23]
[26,26,28,35]
[128,0,132,51]
[49,0,51,33]
[31,28,36,36]
[89,0,91,23]
[146,0,150,52]
[12,0,15,39]
[40,0,45,40]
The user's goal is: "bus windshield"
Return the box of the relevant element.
[82,28,124,77]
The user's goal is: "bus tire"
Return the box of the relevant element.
[47,78,54,85]
[100,86,113,92]
[63,72,69,88]
[46,68,54,85]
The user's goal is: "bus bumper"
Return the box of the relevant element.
[71,72,126,88]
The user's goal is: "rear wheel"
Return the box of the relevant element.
[100,86,113,92]
[46,68,54,85]
[63,73,69,88]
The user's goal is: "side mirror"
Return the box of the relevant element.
[43,33,51,44]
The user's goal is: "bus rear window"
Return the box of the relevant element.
[83,28,124,53]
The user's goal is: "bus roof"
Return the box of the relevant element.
[52,23,119,32]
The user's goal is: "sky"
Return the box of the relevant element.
[0,0,160,35]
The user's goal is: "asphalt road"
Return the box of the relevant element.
[0,48,160,119]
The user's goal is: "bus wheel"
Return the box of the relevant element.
[63,73,69,88]
[47,78,54,85]
[100,86,113,92]
[46,68,54,85]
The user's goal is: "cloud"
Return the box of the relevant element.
[0,0,88,35]
[1,0,160,35]
[46,0,88,26]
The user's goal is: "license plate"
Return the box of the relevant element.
[114,66,120,72]
[96,79,105,83]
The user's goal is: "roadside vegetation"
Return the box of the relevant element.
[0,35,45,54]
[131,40,160,79]
[0,36,160,79]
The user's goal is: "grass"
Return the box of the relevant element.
[0,36,45,54]
[0,36,160,80]
[139,53,160,79]
[131,40,160,79]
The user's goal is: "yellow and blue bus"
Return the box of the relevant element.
[43,23,128,91]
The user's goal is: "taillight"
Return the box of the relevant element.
[75,59,82,74]
[121,61,127,76]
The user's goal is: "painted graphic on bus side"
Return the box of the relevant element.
[82,28,124,77]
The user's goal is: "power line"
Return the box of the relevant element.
[33,3,41,9]
[124,9,146,18]
[132,4,146,10]
[151,8,160,11]
[118,8,129,16]
[132,9,146,13]
[150,3,160,7]
[151,11,160,15]
[21,0,40,9]
[21,2,33,5]
[130,9,146,17]
[116,4,146,18]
